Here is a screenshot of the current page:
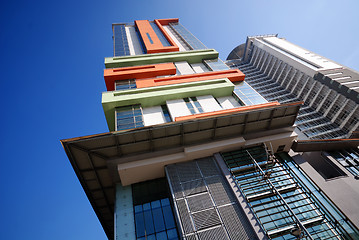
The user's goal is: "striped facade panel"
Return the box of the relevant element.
[165,157,258,239]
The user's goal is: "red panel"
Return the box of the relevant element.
[104,63,177,91]
[136,69,245,88]
[135,20,179,54]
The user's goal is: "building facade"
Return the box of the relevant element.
[61,19,359,240]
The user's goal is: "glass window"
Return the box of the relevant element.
[113,24,130,57]
[115,79,136,91]
[116,105,144,131]
[221,146,359,239]
[184,97,203,114]
[150,22,171,47]
[327,149,359,178]
[132,178,179,240]
[203,59,229,71]
[233,81,268,105]
[161,105,172,123]
[169,22,207,50]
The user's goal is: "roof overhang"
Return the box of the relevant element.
[61,101,302,240]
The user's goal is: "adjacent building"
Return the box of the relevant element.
[61,19,359,240]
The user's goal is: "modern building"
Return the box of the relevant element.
[61,19,359,240]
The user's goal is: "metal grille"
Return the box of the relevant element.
[176,199,194,234]
[218,204,256,240]
[187,193,213,212]
[166,157,258,239]
[192,209,221,230]
[205,176,235,206]
[182,179,207,196]
[197,227,228,240]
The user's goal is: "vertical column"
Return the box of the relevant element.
[115,184,136,240]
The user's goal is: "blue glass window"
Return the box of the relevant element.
[134,198,178,240]
[135,28,146,54]
[161,105,172,123]
[133,179,179,240]
[115,105,144,131]
[203,59,229,71]
[113,24,130,57]
[115,79,136,91]
[183,97,196,114]
[146,33,154,44]
[169,23,207,50]
[184,97,203,114]
[190,97,204,113]
[233,81,268,105]
[150,22,171,47]
[222,146,359,239]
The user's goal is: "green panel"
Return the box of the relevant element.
[102,78,235,131]
[104,49,219,68]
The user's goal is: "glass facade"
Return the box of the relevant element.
[327,149,359,178]
[169,23,207,50]
[150,22,171,47]
[132,178,179,240]
[135,28,147,54]
[233,81,268,105]
[221,146,359,239]
[113,24,130,57]
[115,79,136,91]
[115,105,144,131]
[203,59,229,71]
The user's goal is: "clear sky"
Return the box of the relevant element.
[1,0,358,239]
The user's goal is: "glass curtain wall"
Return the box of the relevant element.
[221,145,359,239]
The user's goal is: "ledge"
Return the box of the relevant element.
[104,49,219,68]
[102,78,235,131]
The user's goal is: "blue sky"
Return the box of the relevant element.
[1,0,358,239]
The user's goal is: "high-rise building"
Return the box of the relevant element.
[61,19,359,240]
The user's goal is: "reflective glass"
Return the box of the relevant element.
[116,105,144,131]
[115,79,136,91]
[113,24,130,57]
[233,81,268,105]
[150,22,171,47]
[133,179,179,240]
[204,59,229,71]
[327,150,359,177]
[221,146,352,239]
[161,105,172,122]
[135,212,145,238]
[169,23,207,50]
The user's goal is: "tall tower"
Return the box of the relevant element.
[62,19,359,239]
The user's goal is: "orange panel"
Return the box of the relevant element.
[155,18,179,25]
[136,69,245,88]
[135,20,179,54]
[175,102,281,122]
[104,63,177,91]
[154,19,179,49]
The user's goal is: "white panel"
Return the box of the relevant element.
[166,99,192,119]
[196,95,222,112]
[263,37,341,70]
[191,63,209,73]
[163,25,187,51]
[217,96,242,109]
[126,26,143,55]
[142,106,166,126]
[175,61,195,75]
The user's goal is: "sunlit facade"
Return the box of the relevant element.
[61,19,359,240]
